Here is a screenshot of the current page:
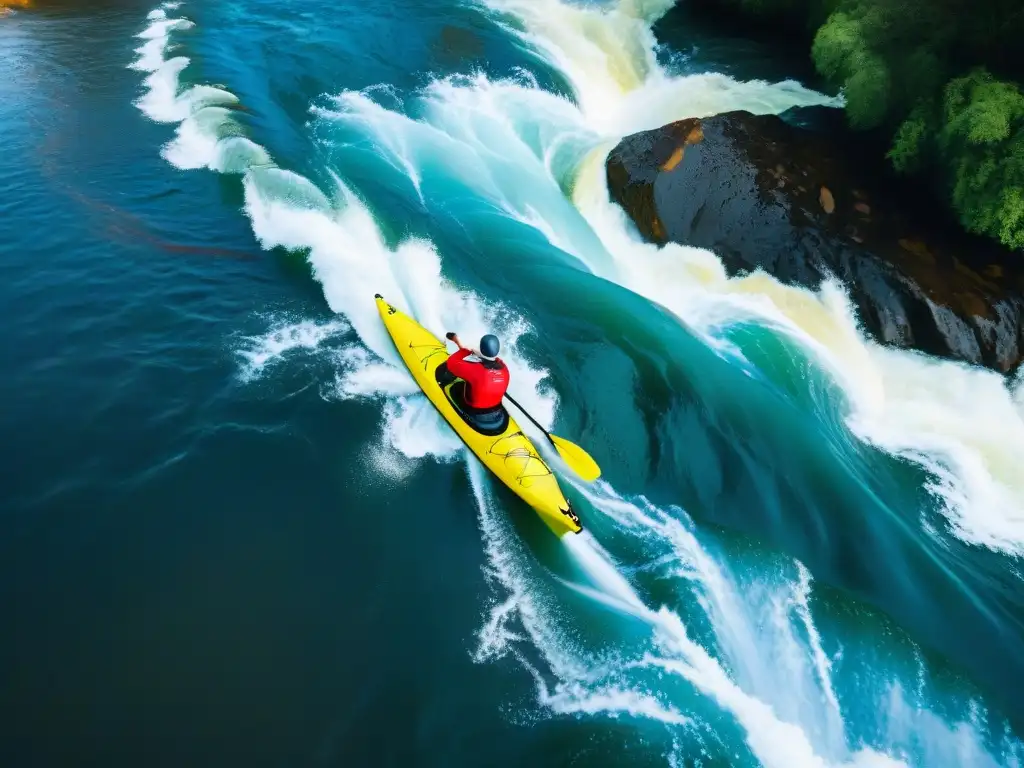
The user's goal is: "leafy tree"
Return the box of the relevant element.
[939,70,1024,248]
[705,0,1024,249]
[888,105,932,173]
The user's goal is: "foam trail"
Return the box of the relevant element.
[477,454,872,761]
[562,531,647,614]
[880,685,1024,768]
[793,563,845,738]
[645,619,905,768]
[466,456,691,729]
[235,316,350,383]
[469,459,919,765]
[577,481,1022,767]
[576,482,854,756]
[466,457,621,697]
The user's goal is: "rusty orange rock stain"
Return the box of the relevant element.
[660,146,685,172]
[819,186,835,214]
[659,124,704,173]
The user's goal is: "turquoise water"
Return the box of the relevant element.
[3,0,1024,765]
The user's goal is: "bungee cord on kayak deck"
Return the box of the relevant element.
[486,434,551,485]
[407,340,449,373]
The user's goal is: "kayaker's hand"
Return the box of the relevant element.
[446,332,464,349]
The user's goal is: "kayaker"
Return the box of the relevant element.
[440,332,510,411]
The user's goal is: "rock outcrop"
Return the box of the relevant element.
[606,110,1024,373]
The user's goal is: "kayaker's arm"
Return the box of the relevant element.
[445,332,468,350]
[445,348,475,378]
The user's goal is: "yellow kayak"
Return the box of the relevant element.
[375,294,582,536]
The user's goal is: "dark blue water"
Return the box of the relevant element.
[3,1,1024,765]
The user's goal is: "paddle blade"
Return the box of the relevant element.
[550,435,601,482]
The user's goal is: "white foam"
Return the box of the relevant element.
[479,0,841,136]
[793,563,845,732]
[466,457,588,682]
[129,9,255,181]
[136,58,238,125]
[376,396,463,461]
[240,169,559,438]
[846,348,1024,553]
[562,531,648,613]
[645,646,904,768]
[575,482,861,761]
[235,317,349,383]
[534,677,692,726]
[327,345,420,401]
[879,684,1024,768]
[467,457,691,728]
[163,113,272,173]
[364,439,422,484]
[129,18,194,78]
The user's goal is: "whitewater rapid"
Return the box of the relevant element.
[127,1,1024,765]
[519,0,1024,558]
[320,0,1024,558]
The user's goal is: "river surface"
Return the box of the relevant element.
[3,0,1024,765]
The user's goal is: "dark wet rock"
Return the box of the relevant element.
[606,110,1024,373]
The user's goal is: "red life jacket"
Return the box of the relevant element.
[445,348,509,409]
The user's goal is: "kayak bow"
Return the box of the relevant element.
[374,294,581,536]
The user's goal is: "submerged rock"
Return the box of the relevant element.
[606,110,1024,373]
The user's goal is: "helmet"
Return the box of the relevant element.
[479,334,500,359]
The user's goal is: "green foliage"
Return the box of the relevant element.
[888,106,931,173]
[723,0,1024,249]
[810,12,859,80]
[938,70,1024,247]
[943,70,1024,145]
[811,11,891,128]
[844,57,890,128]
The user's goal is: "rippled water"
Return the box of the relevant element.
[3,1,1024,765]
